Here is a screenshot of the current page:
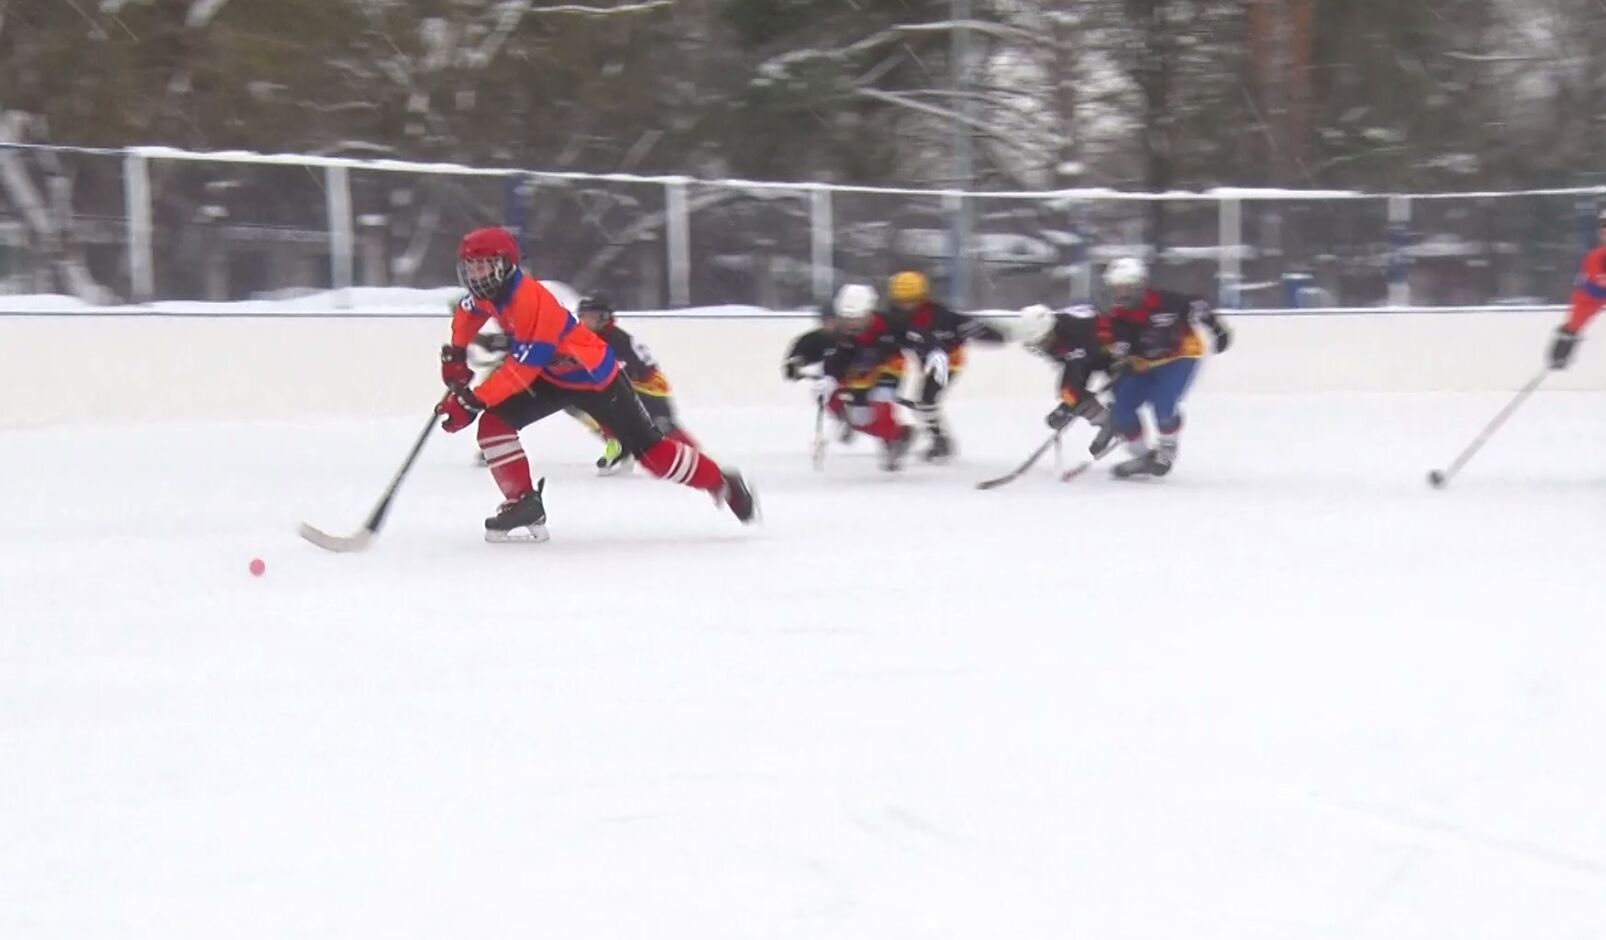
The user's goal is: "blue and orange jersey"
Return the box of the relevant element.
[1566,245,1606,333]
[450,271,618,405]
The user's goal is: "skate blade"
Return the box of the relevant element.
[485,524,551,544]
[596,459,634,477]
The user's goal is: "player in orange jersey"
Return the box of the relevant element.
[436,227,756,541]
[1549,207,1606,370]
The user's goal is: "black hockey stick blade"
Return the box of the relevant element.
[976,431,1062,490]
[1426,367,1548,489]
[300,411,438,553]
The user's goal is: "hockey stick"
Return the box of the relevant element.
[975,430,1064,490]
[811,396,828,470]
[1427,367,1548,489]
[299,410,438,552]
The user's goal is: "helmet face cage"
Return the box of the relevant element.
[577,295,614,329]
[457,255,511,300]
[1104,258,1147,305]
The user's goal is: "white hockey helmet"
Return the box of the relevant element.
[833,283,878,320]
[1016,304,1057,346]
[1104,256,1148,290]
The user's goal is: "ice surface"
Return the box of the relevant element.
[3,394,1604,939]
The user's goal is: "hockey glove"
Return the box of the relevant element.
[1046,397,1109,431]
[1549,326,1579,370]
[812,374,839,404]
[783,356,806,381]
[1210,321,1233,354]
[436,385,484,433]
[924,348,950,386]
[441,344,472,388]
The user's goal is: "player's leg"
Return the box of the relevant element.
[479,386,567,541]
[1144,358,1201,477]
[642,392,700,449]
[1109,370,1157,479]
[915,349,960,462]
[575,374,757,522]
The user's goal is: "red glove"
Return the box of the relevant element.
[441,344,471,387]
[436,386,484,433]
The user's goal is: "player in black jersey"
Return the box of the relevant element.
[884,270,1008,462]
[1014,303,1120,457]
[782,283,918,470]
[573,293,701,475]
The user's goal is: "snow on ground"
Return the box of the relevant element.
[2,393,1604,940]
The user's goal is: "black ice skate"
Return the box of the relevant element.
[485,479,550,543]
[718,470,759,524]
[922,428,954,463]
[881,426,915,472]
[1111,447,1158,480]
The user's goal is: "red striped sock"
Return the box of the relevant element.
[639,438,723,492]
[477,412,533,498]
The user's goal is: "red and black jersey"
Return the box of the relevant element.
[1029,311,1116,405]
[782,314,912,390]
[897,301,1008,354]
[595,322,672,398]
[1105,288,1219,366]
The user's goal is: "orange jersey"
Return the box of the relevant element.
[450,272,619,406]
[1566,245,1606,333]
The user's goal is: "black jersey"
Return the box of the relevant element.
[1028,310,1114,405]
[596,322,672,398]
[899,300,1007,353]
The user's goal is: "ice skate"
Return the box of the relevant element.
[881,426,915,472]
[596,437,634,476]
[718,470,759,524]
[484,480,550,543]
[922,427,954,463]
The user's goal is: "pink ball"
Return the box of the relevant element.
[249,558,266,577]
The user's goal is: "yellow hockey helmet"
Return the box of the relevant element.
[888,270,930,306]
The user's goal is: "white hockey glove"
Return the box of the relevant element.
[812,375,839,403]
[923,348,950,386]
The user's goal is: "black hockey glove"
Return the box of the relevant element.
[1045,397,1108,431]
[1549,326,1579,370]
[1209,320,1232,354]
[783,356,805,381]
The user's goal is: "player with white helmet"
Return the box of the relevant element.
[1099,256,1231,479]
[1016,302,1119,457]
[781,282,919,471]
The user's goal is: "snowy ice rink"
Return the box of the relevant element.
[4,390,1604,939]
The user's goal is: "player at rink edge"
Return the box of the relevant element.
[1100,256,1233,479]
[781,283,919,471]
[436,226,757,541]
[1014,302,1122,457]
[1548,206,1606,371]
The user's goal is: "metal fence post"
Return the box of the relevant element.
[1387,194,1411,307]
[123,152,154,302]
[810,186,833,304]
[326,164,354,305]
[666,179,690,307]
[1218,196,1242,309]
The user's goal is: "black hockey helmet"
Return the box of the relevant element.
[577,292,615,328]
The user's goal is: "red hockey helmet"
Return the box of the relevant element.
[457,227,520,300]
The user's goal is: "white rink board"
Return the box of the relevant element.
[2,309,1602,426]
